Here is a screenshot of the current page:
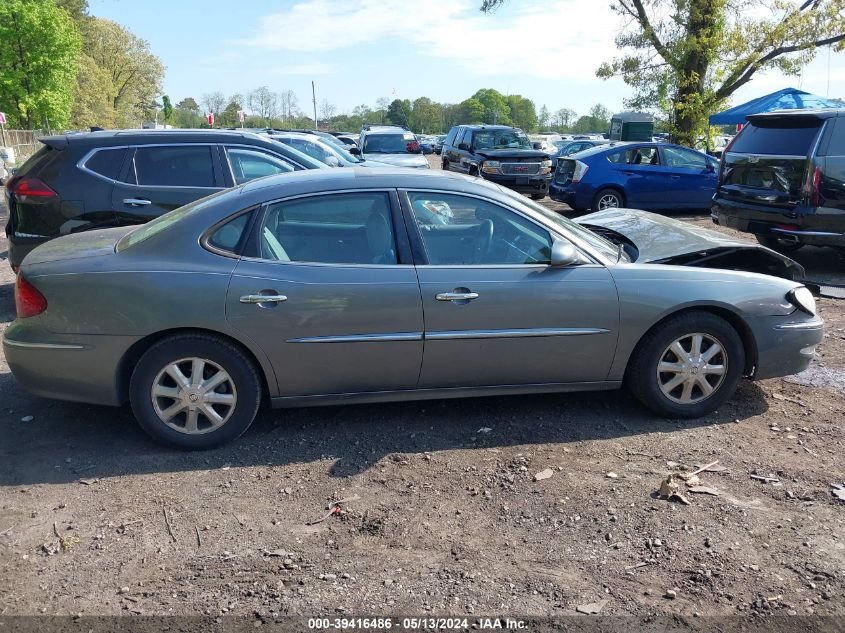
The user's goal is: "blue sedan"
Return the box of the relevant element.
[549,142,719,212]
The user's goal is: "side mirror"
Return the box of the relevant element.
[550,239,583,267]
[325,155,340,167]
[457,143,469,150]
[348,146,361,156]
[532,142,542,150]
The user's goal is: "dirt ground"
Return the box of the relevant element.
[1,160,843,623]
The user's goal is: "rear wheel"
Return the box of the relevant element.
[441,160,450,171]
[755,233,804,253]
[129,334,262,449]
[592,188,624,211]
[530,193,546,200]
[627,312,744,419]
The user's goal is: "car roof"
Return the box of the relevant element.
[39,128,285,148]
[747,108,844,123]
[459,124,524,131]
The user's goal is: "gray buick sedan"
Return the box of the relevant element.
[4,169,823,448]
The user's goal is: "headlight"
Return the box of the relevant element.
[481,160,501,174]
[787,286,816,315]
[540,159,552,174]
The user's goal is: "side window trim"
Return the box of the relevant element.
[243,188,411,268]
[201,206,260,258]
[398,188,559,268]
[123,143,221,190]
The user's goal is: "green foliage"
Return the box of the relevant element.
[161,95,173,123]
[410,97,444,133]
[0,0,81,128]
[506,95,538,131]
[595,0,845,146]
[471,88,511,125]
[387,99,412,127]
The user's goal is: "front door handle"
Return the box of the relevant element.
[123,198,151,206]
[240,294,287,304]
[436,291,479,302]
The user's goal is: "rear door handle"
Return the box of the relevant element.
[436,291,479,302]
[240,294,287,304]
[123,198,151,206]
[670,175,681,180]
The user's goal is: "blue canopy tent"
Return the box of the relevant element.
[709,87,843,125]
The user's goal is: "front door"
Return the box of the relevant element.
[659,146,719,208]
[226,190,424,397]
[111,144,225,224]
[403,190,619,388]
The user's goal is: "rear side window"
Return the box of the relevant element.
[821,118,845,157]
[444,127,458,146]
[207,211,254,254]
[84,148,127,180]
[226,147,294,185]
[730,122,821,156]
[133,145,216,187]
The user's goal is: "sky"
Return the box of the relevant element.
[88,0,845,118]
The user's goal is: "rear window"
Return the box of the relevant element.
[730,122,822,156]
[362,134,418,154]
[13,145,53,178]
[84,148,127,180]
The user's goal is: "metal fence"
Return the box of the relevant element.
[0,129,49,164]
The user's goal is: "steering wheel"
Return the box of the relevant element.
[473,219,494,264]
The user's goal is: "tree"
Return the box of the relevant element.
[459,97,485,123]
[54,0,88,22]
[410,97,444,133]
[247,86,277,124]
[0,0,81,128]
[506,94,538,131]
[553,108,576,129]
[319,98,337,124]
[69,52,115,128]
[482,0,845,146]
[538,105,551,130]
[386,98,412,127]
[161,95,173,124]
[176,97,199,111]
[471,88,511,125]
[202,91,226,119]
[278,89,298,124]
[375,97,390,124]
[80,17,164,127]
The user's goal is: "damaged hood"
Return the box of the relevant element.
[576,208,805,280]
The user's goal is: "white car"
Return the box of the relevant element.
[354,125,429,168]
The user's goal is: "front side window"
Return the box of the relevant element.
[662,146,708,170]
[407,192,551,266]
[257,192,397,265]
[227,148,294,185]
[134,145,215,187]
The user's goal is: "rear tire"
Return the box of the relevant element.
[530,193,546,200]
[441,160,450,171]
[755,233,804,253]
[129,333,262,449]
[592,188,624,211]
[627,311,744,419]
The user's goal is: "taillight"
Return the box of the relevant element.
[407,140,421,153]
[15,274,48,318]
[809,166,822,206]
[572,160,589,183]
[11,177,57,202]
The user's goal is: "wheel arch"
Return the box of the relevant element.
[624,305,758,380]
[116,327,276,405]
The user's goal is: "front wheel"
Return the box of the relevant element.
[627,312,744,419]
[755,233,804,253]
[441,160,450,171]
[592,188,624,211]
[129,334,262,449]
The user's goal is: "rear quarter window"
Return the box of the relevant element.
[730,122,822,156]
[83,148,127,180]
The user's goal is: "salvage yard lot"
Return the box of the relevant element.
[1,170,844,618]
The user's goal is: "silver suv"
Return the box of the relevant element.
[352,125,429,169]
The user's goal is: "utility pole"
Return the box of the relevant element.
[312,81,318,130]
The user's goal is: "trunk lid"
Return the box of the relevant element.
[22,226,134,267]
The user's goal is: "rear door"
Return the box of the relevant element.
[658,146,718,208]
[718,116,823,208]
[110,143,225,224]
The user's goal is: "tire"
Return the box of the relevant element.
[592,188,624,211]
[129,333,262,449]
[627,311,745,419]
[755,233,804,253]
[530,193,546,200]
[441,160,450,171]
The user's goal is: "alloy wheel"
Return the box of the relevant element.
[598,193,620,209]
[151,357,237,434]
[656,333,727,404]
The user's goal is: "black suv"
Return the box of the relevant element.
[712,109,845,252]
[3,129,325,270]
[441,125,552,199]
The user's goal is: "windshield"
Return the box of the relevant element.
[472,130,531,150]
[362,134,419,154]
[116,189,235,252]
